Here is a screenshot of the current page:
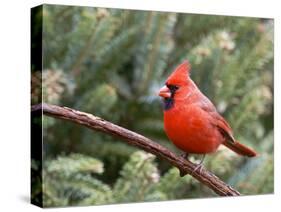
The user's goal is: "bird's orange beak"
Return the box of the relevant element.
[158,86,171,98]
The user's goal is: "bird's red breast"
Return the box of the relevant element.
[158,61,257,157]
[164,103,223,154]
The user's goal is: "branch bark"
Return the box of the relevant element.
[32,103,240,196]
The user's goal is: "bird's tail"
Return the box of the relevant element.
[223,141,257,157]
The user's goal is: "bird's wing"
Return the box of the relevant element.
[197,96,236,143]
[211,113,236,143]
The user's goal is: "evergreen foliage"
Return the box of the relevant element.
[32,4,274,206]
[42,151,192,207]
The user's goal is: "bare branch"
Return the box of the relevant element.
[32,103,240,196]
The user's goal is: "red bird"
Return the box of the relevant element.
[158,61,257,173]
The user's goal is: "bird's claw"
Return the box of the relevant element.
[179,153,205,176]
[180,152,189,160]
[191,163,204,175]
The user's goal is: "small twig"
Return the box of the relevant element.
[32,103,240,196]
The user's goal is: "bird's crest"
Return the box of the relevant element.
[166,60,191,86]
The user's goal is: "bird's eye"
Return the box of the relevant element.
[167,84,179,91]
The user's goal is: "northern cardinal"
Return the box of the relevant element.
[158,61,257,173]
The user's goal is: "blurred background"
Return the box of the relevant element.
[31,4,274,207]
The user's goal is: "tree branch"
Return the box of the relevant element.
[32,103,240,196]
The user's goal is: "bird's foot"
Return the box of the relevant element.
[191,154,206,175]
[191,163,204,175]
[179,153,206,176]
[180,152,189,160]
